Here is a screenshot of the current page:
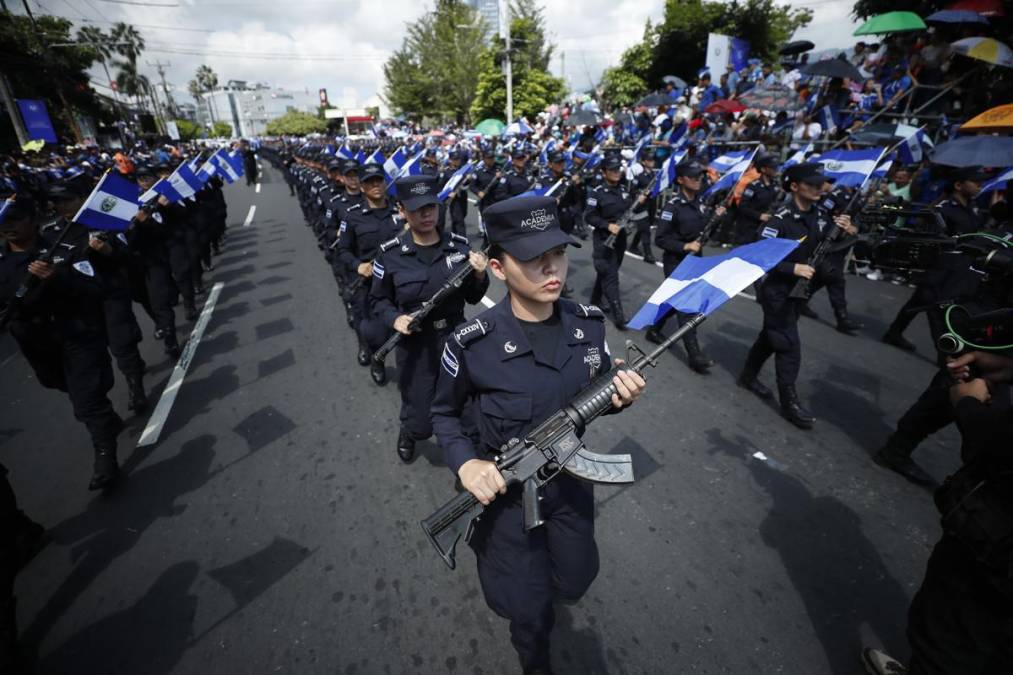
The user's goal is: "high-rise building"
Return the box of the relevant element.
[467,0,500,40]
[194,82,320,137]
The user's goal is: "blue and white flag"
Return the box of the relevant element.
[504,119,533,136]
[981,166,1013,195]
[366,148,385,167]
[210,150,240,183]
[814,148,884,188]
[818,105,839,134]
[437,161,476,201]
[383,147,407,182]
[593,126,606,144]
[387,150,424,196]
[651,149,688,197]
[538,140,556,166]
[226,150,246,177]
[872,152,896,180]
[627,238,800,329]
[519,179,566,199]
[668,121,689,150]
[781,143,813,172]
[703,148,757,198]
[139,177,183,204]
[72,172,140,232]
[355,150,367,165]
[337,145,355,160]
[896,125,933,164]
[708,149,751,174]
[0,197,14,224]
[168,162,206,199]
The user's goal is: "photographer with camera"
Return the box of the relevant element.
[863,348,1013,674]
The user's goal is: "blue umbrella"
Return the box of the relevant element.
[504,120,533,136]
[930,135,1013,168]
[925,10,988,25]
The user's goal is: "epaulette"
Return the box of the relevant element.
[452,317,493,349]
[379,235,402,253]
[347,203,362,212]
[571,301,606,321]
[773,207,792,219]
[449,232,469,246]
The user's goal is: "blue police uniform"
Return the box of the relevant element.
[430,194,615,672]
[584,158,634,327]
[370,228,489,447]
[491,150,535,204]
[739,165,829,429]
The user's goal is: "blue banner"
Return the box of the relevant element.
[16,99,58,144]
[730,38,750,73]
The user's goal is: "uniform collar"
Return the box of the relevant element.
[396,230,459,257]
[490,297,588,370]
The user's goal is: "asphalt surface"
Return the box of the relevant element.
[0,161,962,675]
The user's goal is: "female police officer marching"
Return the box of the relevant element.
[369,174,489,463]
[430,194,646,674]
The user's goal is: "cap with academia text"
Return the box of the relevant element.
[483,195,580,262]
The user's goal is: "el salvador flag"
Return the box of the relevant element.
[366,149,385,167]
[539,140,556,166]
[355,150,367,165]
[387,150,424,196]
[981,167,1013,195]
[669,121,689,149]
[438,161,476,201]
[519,178,565,199]
[709,149,751,174]
[139,177,183,204]
[337,145,354,160]
[703,148,757,198]
[872,152,896,180]
[651,149,688,197]
[818,105,839,133]
[383,147,406,182]
[814,148,884,188]
[896,125,933,164]
[323,144,336,156]
[781,143,813,172]
[627,238,800,329]
[210,151,240,183]
[168,162,206,198]
[72,172,140,232]
[226,150,245,177]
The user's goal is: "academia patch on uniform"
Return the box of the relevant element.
[441,343,459,378]
[761,227,779,239]
[660,210,673,221]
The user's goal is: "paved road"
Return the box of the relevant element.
[1,161,960,674]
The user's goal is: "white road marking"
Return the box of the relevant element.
[137,282,225,447]
[243,205,256,227]
[255,183,261,193]
[0,352,16,367]
[623,250,756,301]
[479,295,495,308]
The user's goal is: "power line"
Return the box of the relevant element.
[143,46,389,62]
[79,17,217,32]
[93,0,179,6]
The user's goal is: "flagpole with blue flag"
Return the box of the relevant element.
[72,170,141,232]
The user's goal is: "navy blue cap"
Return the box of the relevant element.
[755,154,778,169]
[360,163,385,182]
[952,166,988,183]
[783,163,832,188]
[327,159,343,171]
[677,161,705,178]
[341,159,360,175]
[511,145,530,159]
[394,174,440,211]
[448,149,467,161]
[602,155,622,171]
[135,164,155,178]
[0,194,35,227]
[483,195,580,262]
[547,150,566,164]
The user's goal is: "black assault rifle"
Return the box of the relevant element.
[421,312,707,569]
[603,170,660,249]
[0,223,75,333]
[372,248,489,364]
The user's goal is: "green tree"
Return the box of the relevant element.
[0,13,100,147]
[470,2,566,121]
[600,21,656,107]
[382,0,487,124]
[265,110,327,136]
[211,121,232,138]
[174,118,201,141]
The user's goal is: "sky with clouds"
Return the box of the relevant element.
[26,0,862,112]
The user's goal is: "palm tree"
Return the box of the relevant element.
[110,22,145,67]
[192,64,220,124]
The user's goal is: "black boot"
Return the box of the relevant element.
[370,360,387,386]
[357,341,371,367]
[642,253,656,264]
[645,327,665,345]
[873,436,936,486]
[683,333,713,374]
[882,330,916,352]
[835,311,863,335]
[737,368,774,399]
[778,385,815,430]
[126,372,148,412]
[164,335,181,360]
[184,304,199,322]
[397,429,415,463]
[611,299,627,331]
[88,444,120,491]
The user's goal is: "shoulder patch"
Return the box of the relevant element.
[72,260,95,277]
[660,210,673,221]
[575,303,606,321]
[441,342,459,378]
[586,197,598,207]
[379,236,401,253]
[449,232,469,245]
[761,226,779,239]
[453,318,492,349]
[743,188,754,198]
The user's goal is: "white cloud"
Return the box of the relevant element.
[33,0,862,109]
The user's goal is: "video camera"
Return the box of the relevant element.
[935,238,1013,354]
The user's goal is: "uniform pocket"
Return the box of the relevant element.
[480,392,533,422]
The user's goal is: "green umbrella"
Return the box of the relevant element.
[475,118,505,137]
[854,11,927,36]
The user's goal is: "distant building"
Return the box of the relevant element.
[195,82,320,138]
[466,0,500,41]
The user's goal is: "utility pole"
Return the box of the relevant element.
[499,0,512,123]
[148,60,175,118]
[0,70,28,146]
[561,51,566,91]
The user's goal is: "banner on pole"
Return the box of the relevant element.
[16,99,58,144]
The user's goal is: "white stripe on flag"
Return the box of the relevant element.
[643,257,765,307]
[90,186,140,222]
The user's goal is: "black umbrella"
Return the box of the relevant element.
[567,109,602,126]
[931,136,1013,168]
[661,75,688,90]
[779,40,815,56]
[637,93,674,107]
[800,57,864,81]
[846,122,912,145]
